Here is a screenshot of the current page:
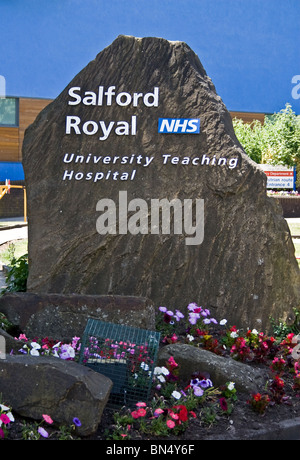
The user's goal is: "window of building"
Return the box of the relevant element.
[0,97,19,127]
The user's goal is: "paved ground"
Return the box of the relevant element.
[0,226,28,246]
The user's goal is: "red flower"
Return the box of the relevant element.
[219,397,228,411]
[172,405,190,423]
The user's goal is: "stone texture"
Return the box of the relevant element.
[22,35,300,331]
[0,327,24,354]
[0,292,155,340]
[158,344,268,394]
[0,354,112,436]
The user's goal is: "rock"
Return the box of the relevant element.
[158,344,268,394]
[22,35,300,331]
[0,327,25,354]
[0,354,112,436]
[0,292,155,340]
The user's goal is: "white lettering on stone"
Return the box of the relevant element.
[68,86,159,107]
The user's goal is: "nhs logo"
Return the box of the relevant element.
[158,118,200,134]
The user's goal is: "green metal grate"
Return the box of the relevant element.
[79,319,160,408]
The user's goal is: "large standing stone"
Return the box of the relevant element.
[22,35,300,330]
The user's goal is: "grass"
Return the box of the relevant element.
[0,240,28,264]
[0,219,27,228]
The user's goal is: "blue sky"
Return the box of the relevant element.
[0,0,299,114]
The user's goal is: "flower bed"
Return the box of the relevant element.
[0,303,300,440]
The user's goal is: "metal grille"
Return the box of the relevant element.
[79,319,160,408]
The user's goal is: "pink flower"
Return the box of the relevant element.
[15,333,28,341]
[169,411,179,420]
[42,414,53,424]
[136,402,147,407]
[137,408,146,417]
[166,419,175,429]
[154,408,164,417]
[131,411,140,419]
[0,414,11,425]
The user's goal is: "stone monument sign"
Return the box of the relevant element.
[22,35,300,329]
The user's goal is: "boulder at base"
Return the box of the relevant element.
[0,355,112,436]
[22,35,300,330]
[0,292,155,341]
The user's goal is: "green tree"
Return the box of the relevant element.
[233,117,265,164]
[233,104,300,167]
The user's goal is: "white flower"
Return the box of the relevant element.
[157,374,166,383]
[171,390,181,400]
[154,366,169,376]
[187,334,195,342]
[230,331,238,338]
[227,382,235,391]
[0,404,10,411]
[141,362,149,371]
[30,348,40,356]
[66,345,75,358]
[252,329,258,335]
[6,411,14,422]
[160,366,169,375]
[220,319,227,326]
[30,342,41,356]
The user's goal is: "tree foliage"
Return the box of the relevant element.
[233,104,300,167]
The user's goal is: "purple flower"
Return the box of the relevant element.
[174,310,184,321]
[187,303,198,311]
[193,386,204,397]
[38,427,49,438]
[189,312,200,325]
[73,417,81,427]
[199,379,213,389]
[18,348,27,354]
[159,306,167,313]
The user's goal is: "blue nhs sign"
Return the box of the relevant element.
[158,118,200,134]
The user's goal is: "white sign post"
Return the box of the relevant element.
[259,164,296,190]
